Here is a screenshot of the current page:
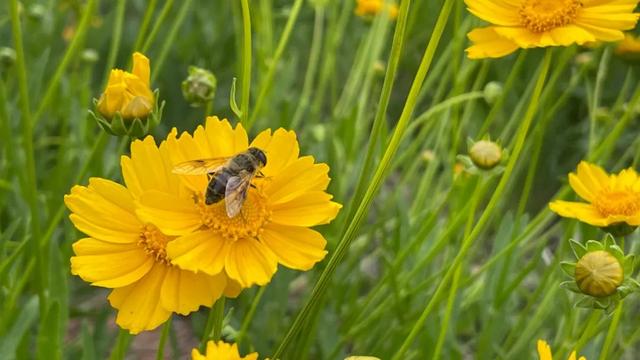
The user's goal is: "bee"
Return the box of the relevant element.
[172,147,267,218]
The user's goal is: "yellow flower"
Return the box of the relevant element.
[65,137,239,334]
[465,0,640,59]
[97,52,154,119]
[355,0,398,20]
[549,161,640,228]
[615,33,640,56]
[537,339,586,360]
[192,340,258,360]
[136,117,342,288]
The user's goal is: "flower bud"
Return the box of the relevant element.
[575,250,623,297]
[469,140,502,170]
[80,49,99,64]
[181,66,217,107]
[27,4,46,22]
[483,81,503,105]
[0,47,16,70]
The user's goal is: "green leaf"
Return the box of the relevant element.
[37,301,61,360]
[81,320,96,360]
[229,77,242,119]
[0,296,39,359]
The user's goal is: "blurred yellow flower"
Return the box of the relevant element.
[192,340,258,360]
[97,52,154,119]
[65,137,238,334]
[537,339,586,360]
[549,162,640,227]
[465,0,640,59]
[615,33,640,56]
[355,0,398,20]
[137,117,342,288]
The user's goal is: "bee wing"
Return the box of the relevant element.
[172,157,229,175]
[224,171,254,218]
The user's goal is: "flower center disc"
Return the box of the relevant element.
[197,189,271,241]
[139,224,170,264]
[594,189,640,217]
[519,0,582,33]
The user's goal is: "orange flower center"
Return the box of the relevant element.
[593,189,640,217]
[519,0,582,33]
[196,189,271,241]
[139,224,170,264]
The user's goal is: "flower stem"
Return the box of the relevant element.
[133,0,159,51]
[236,287,266,345]
[574,310,602,353]
[247,0,304,129]
[239,0,252,127]
[600,301,623,360]
[156,317,172,360]
[588,47,611,155]
[141,0,175,53]
[212,297,226,341]
[109,329,131,360]
[152,0,194,82]
[102,0,126,87]
[271,0,454,356]
[392,48,552,360]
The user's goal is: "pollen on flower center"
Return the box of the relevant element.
[139,224,170,264]
[593,189,640,217]
[196,189,271,241]
[519,0,582,33]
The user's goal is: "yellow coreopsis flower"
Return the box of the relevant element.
[136,117,342,288]
[537,339,586,360]
[65,137,239,334]
[465,0,640,59]
[549,162,640,228]
[192,340,258,360]
[97,52,154,119]
[355,0,398,20]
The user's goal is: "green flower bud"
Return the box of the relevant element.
[483,81,503,105]
[575,250,623,297]
[0,47,17,69]
[80,49,99,64]
[182,66,217,107]
[27,4,46,22]
[469,140,502,170]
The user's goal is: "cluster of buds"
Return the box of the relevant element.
[90,52,163,138]
[560,234,639,313]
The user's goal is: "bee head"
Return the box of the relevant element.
[249,147,267,167]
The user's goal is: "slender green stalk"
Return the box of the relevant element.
[588,47,611,155]
[109,329,131,360]
[600,302,623,360]
[393,49,552,360]
[573,311,602,353]
[247,0,304,129]
[236,287,266,345]
[141,0,175,53]
[271,0,454,356]
[132,0,158,51]
[239,0,252,126]
[152,0,194,81]
[156,317,172,360]
[212,297,226,341]
[101,0,126,87]
[9,0,45,315]
[33,0,97,125]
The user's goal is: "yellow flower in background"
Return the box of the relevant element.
[136,117,342,288]
[97,52,154,119]
[192,340,258,360]
[615,33,640,57]
[65,137,238,334]
[537,339,586,360]
[549,162,640,228]
[355,0,398,20]
[465,0,640,59]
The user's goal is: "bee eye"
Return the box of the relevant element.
[259,151,267,166]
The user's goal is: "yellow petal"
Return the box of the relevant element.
[122,136,182,198]
[160,267,226,315]
[270,191,342,227]
[261,224,327,270]
[536,339,552,360]
[224,238,278,287]
[568,173,595,202]
[108,264,170,334]
[137,190,203,236]
[166,230,230,275]
[464,0,520,26]
[262,156,331,204]
[202,116,249,156]
[549,200,610,226]
[131,52,151,86]
[466,27,520,59]
[250,128,300,177]
[71,238,154,288]
[223,277,243,298]
[576,161,610,193]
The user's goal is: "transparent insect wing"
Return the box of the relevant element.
[224,172,253,218]
[172,157,229,175]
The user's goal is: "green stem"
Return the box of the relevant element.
[156,317,172,360]
[588,47,611,155]
[271,0,454,357]
[574,311,602,353]
[152,0,193,82]
[236,287,266,345]
[212,297,226,341]
[132,0,158,51]
[247,0,304,129]
[392,48,552,360]
[33,0,97,124]
[141,0,175,53]
[109,329,131,360]
[102,0,126,87]
[600,302,623,360]
[9,0,45,316]
[239,0,252,126]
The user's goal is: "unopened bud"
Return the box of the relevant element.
[575,250,623,297]
[81,49,99,64]
[182,66,217,107]
[469,140,502,170]
[27,4,46,22]
[483,81,503,105]
[0,47,17,69]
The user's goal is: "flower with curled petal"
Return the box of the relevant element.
[192,340,258,360]
[136,116,342,288]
